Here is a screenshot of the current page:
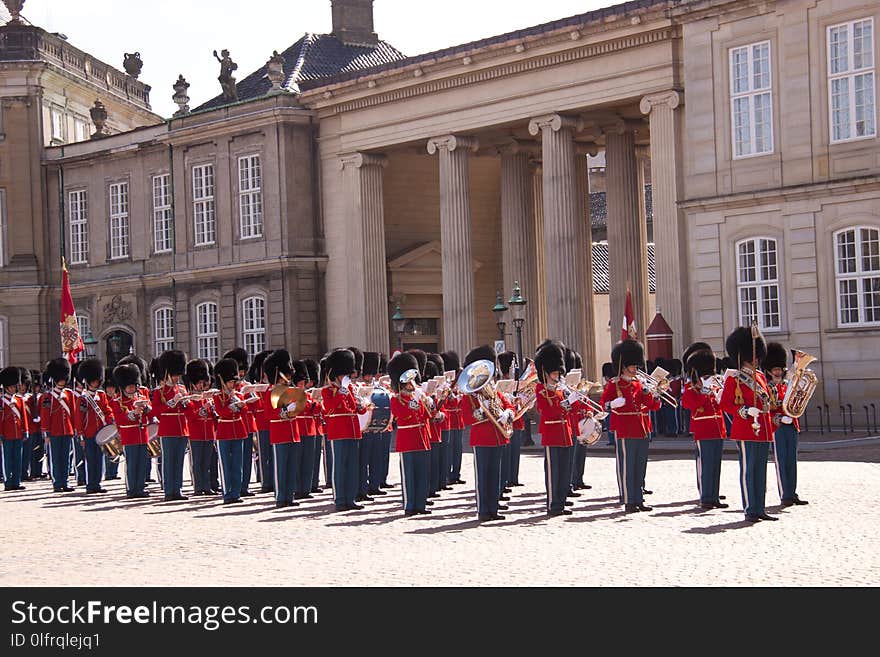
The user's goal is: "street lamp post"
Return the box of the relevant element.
[492,291,508,344]
[391,303,406,352]
[82,332,98,359]
[508,281,527,378]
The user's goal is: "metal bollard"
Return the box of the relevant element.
[816,405,824,435]
[871,403,878,434]
[824,404,831,435]
[865,406,871,434]
[847,403,854,434]
[840,405,847,435]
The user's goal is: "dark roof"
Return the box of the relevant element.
[590,185,652,228]
[300,0,670,91]
[592,242,656,294]
[195,33,406,111]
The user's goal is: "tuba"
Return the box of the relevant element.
[269,383,307,415]
[781,350,819,418]
[456,359,513,440]
[512,361,538,422]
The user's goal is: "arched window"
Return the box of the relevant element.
[196,301,219,361]
[242,296,266,359]
[835,226,880,326]
[736,237,781,330]
[154,306,175,355]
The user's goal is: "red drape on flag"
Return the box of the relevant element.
[60,259,84,363]
[621,287,637,342]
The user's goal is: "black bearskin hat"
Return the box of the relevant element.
[102,367,116,390]
[646,359,655,374]
[71,361,81,384]
[214,358,240,386]
[463,345,497,370]
[0,366,20,388]
[326,348,356,380]
[685,349,717,380]
[263,350,293,384]
[291,360,309,385]
[113,363,141,389]
[426,353,445,378]
[563,348,576,372]
[387,352,420,394]
[601,362,616,380]
[667,358,682,377]
[185,359,211,385]
[682,342,712,370]
[497,351,517,378]
[440,351,460,373]
[346,347,364,374]
[117,355,148,385]
[77,358,104,385]
[378,353,388,375]
[45,357,71,383]
[653,357,666,372]
[248,350,272,383]
[158,349,187,379]
[534,340,566,384]
[574,352,583,370]
[362,352,381,377]
[18,367,32,386]
[762,342,788,373]
[611,339,645,370]
[223,348,249,372]
[424,359,440,379]
[725,326,767,367]
[407,349,427,378]
[318,356,329,386]
[303,359,320,385]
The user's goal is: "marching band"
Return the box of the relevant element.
[0,324,815,524]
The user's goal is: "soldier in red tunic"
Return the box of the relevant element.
[40,358,78,493]
[1,367,29,491]
[441,351,465,486]
[388,351,431,516]
[74,358,113,494]
[534,340,574,517]
[322,349,366,511]
[109,363,152,498]
[183,359,217,496]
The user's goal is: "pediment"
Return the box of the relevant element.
[388,240,482,272]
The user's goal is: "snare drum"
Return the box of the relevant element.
[146,424,161,458]
[95,424,123,460]
[366,386,392,433]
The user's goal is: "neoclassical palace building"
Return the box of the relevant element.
[0,0,878,422]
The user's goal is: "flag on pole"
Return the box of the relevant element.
[621,286,637,342]
[60,258,84,363]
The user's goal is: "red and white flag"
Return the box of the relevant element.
[60,258,84,363]
[621,287,637,342]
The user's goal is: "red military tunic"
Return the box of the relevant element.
[151,383,190,438]
[599,377,660,439]
[390,392,431,453]
[769,381,800,431]
[76,389,113,439]
[535,383,573,448]
[109,393,151,446]
[321,384,362,441]
[236,382,258,436]
[680,383,727,440]
[296,396,319,437]
[719,368,775,442]
[460,391,512,447]
[39,387,78,436]
[215,390,248,440]
[1,393,29,440]
[262,389,301,444]
[184,397,216,441]
[441,394,463,431]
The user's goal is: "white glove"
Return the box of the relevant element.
[408,399,420,410]
[127,411,138,421]
[341,376,351,391]
[610,397,626,409]
[434,411,446,423]
[285,402,299,413]
[566,391,580,405]
[780,415,794,425]
[746,406,761,419]
[167,394,181,408]
[499,409,514,424]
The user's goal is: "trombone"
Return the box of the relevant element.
[557,379,607,419]
[635,369,678,407]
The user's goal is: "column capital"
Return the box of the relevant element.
[528,113,583,136]
[426,134,479,155]
[639,90,682,115]
[338,152,388,170]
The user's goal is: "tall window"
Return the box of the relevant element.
[736,237,781,331]
[109,182,129,259]
[0,316,6,368]
[68,189,89,264]
[835,226,880,326]
[50,107,65,143]
[196,301,219,361]
[242,296,266,359]
[193,164,216,246]
[730,41,773,158]
[74,116,90,142]
[77,313,95,357]
[828,18,876,142]
[239,154,263,239]
[154,306,175,355]
[152,174,174,253]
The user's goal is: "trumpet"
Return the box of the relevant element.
[635,369,678,407]
[699,374,725,405]
[557,379,607,418]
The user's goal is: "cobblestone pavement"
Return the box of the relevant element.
[3,449,877,587]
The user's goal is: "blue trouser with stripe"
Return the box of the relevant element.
[189,440,214,493]
[273,442,301,504]
[330,439,359,509]
[473,445,501,517]
[257,430,273,491]
[20,434,31,481]
[311,436,323,490]
[73,436,85,484]
[217,438,244,502]
[359,432,383,494]
[695,439,724,504]
[381,431,393,485]
[2,438,23,488]
[104,451,119,478]
[161,436,187,497]
[48,435,72,489]
[400,449,429,512]
[508,429,523,485]
[297,434,316,496]
[736,440,769,517]
[544,445,572,513]
[773,425,799,501]
[322,436,334,488]
[209,445,220,491]
[83,436,104,492]
[571,442,587,488]
[358,433,371,496]
[616,438,649,505]
[429,441,441,495]
[450,428,464,481]
[500,442,511,491]
[123,444,149,496]
[439,430,451,487]
[241,434,254,493]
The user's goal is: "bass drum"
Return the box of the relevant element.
[95,424,123,460]
[366,386,391,433]
[146,424,161,458]
[576,417,602,446]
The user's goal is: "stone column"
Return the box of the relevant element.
[531,160,548,343]
[528,113,588,355]
[498,141,539,354]
[604,122,650,347]
[339,152,389,352]
[574,148,598,379]
[427,134,479,356]
[641,90,688,354]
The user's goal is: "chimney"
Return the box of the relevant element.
[331,0,378,46]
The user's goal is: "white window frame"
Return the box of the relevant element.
[192,163,216,246]
[241,296,266,359]
[50,106,65,143]
[0,316,7,368]
[834,225,880,327]
[77,313,95,357]
[238,154,263,239]
[74,116,90,142]
[729,40,774,159]
[736,237,782,332]
[68,189,89,265]
[828,18,877,143]
[196,301,219,361]
[152,174,174,254]
[109,182,130,260]
[154,306,175,355]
